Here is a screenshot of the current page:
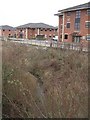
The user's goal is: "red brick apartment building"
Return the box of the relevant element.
[55,2,90,43]
[16,23,58,39]
[0,25,15,38]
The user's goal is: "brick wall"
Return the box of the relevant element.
[0,29,15,38]
[0,30,2,36]
[16,28,58,40]
[58,9,89,43]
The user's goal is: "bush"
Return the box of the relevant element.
[2,41,88,118]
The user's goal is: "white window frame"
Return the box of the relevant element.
[86,34,90,40]
[85,21,90,28]
[66,22,70,28]
[87,9,90,15]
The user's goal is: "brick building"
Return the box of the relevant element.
[0,25,15,38]
[55,2,90,43]
[16,23,58,39]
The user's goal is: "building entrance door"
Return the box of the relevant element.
[73,36,81,43]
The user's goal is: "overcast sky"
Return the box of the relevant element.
[0,0,89,27]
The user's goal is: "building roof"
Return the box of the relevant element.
[0,25,15,30]
[54,13,63,16]
[56,2,90,16]
[16,23,57,29]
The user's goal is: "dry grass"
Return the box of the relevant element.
[2,41,88,118]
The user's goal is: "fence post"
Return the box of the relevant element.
[80,43,83,51]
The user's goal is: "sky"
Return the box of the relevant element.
[0,0,89,27]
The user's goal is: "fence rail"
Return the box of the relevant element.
[0,37,89,52]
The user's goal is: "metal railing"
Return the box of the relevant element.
[1,37,89,52]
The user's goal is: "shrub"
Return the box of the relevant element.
[2,41,88,118]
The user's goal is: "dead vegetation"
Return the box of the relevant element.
[2,41,88,118]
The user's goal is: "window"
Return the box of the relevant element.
[3,29,5,31]
[9,30,11,31]
[55,29,57,31]
[75,22,80,30]
[64,34,68,39]
[66,22,70,28]
[49,34,51,37]
[60,35,62,38]
[76,10,81,18]
[20,33,23,38]
[87,9,90,15]
[67,12,71,16]
[75,11,80,30]
[45,29,47,31]
[86,35,90,40]
[40,29,43,31]
[85,21,90,28]
[75,18,80,23]
[75,11,81,30]
[14,34,16,38]
[50,29,52,31]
